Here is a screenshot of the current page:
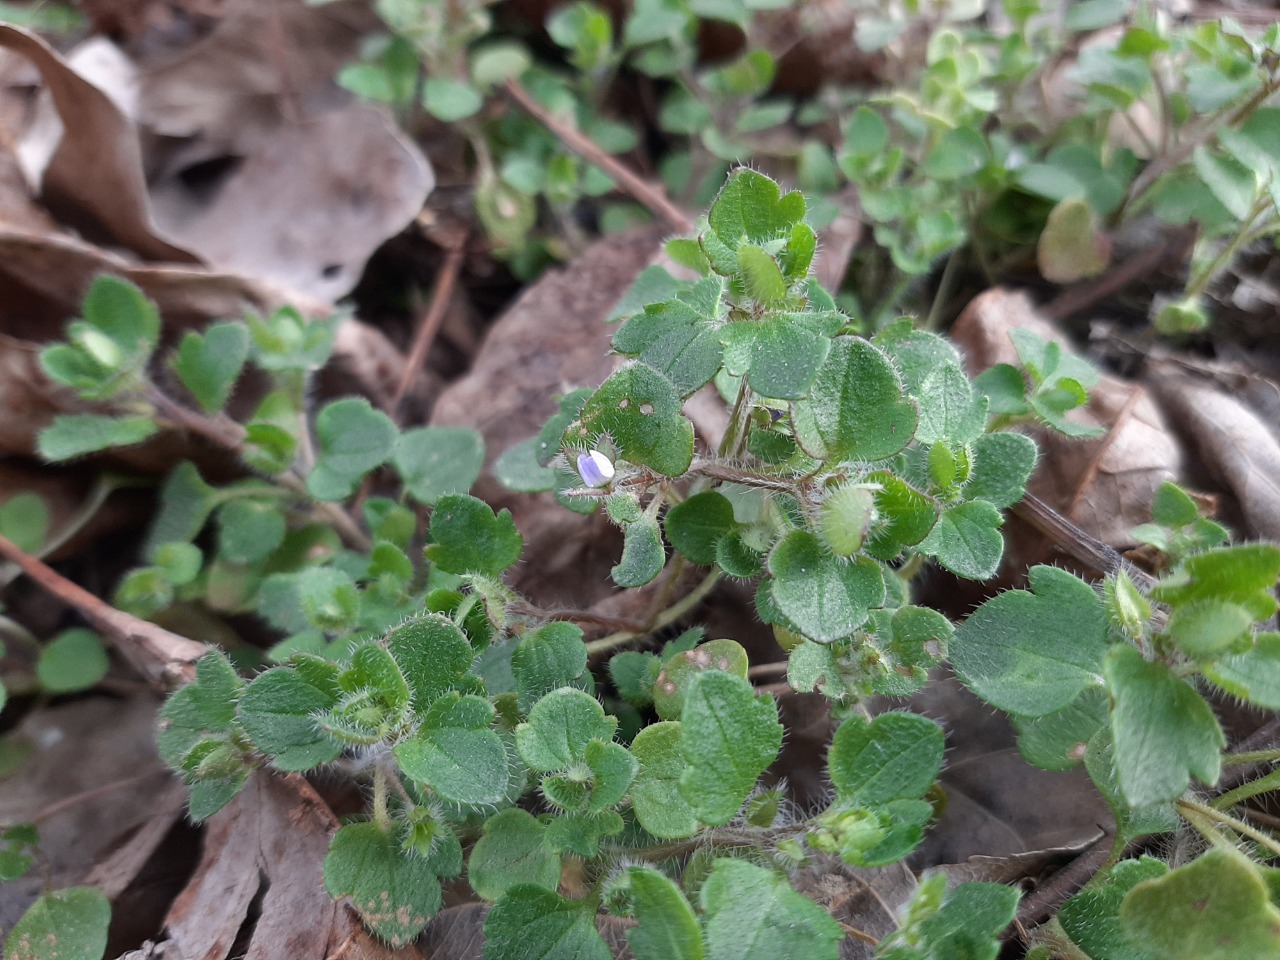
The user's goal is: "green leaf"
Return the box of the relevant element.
[626,866,704,960]
[952,565,1108,716]
[1192,146,1258,221]
[865,471,938,557]
[630,721,700,838]
[914,363,987,445]
[468,809,562,901]
[653,639,749,720]
[613,516,666,587]
[216,500,286,564]
[1150,544,1280,621]
[385,614,475,711]
[393,427,485,505]
[1084,729,1180,844]
[1014,686,1109,771]
[494,436,558,493]
[172,321,249,413]
[679,671,782,825]
[1121,849,1280,960]
[1150,481,1199,527]
[516,688,617,772]
[768,530,885,643]
[545,810,624,857]
[395,707,509,806]
[918,499,1005,580]
[1105,644,1223,806]
[842,106,888,163]
[547,1,613,70]
[883,879,1019,959]
[828,712,944,805]
[665,491,735,565]
[156,652,243,768]
[707,169,806,244]
[584,738,638,812]
[567,363,695,476]
[38,414,158,461]
[1060,856,1167,960]
[700,859,842,960]
[425,494,523,578]
[237,666,342,771]
[324,822,441,948]
[792,337,917,462]
[36,629,109,694]
[514,622,588,713]
[483,885,610,960]
[922,125,988,180]
[422,76,483,121]
[0,493,49,553]
[974,363,1030,416]
[1205,632,1280,708]
[307,398,397,501]
[1166,600,1252,658]
[612,297,724,396]
[965,432,1037,508]
[720,311,840,401]
[4,887,110,960]
[736,244,788,303]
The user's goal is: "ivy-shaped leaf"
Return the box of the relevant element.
[768,530,886,643]
[483,885,611,960]
[566,363,695,477]
[468,809,562,902]
[630,721,700,839]
[324,822,442,947]
[700,859,842,960]
[425,494,523,578]
[952,565,1108,716]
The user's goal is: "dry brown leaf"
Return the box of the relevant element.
[0,697,170,930]
[166,773,417,960]
[952,289,1182,551]
[0,24,197,262]
[147,103,432,300]
[1146,369,1280,541]
[793,860,916,960]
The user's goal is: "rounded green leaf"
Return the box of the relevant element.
[630,721,700,839]
[1059,856,1168,960]
[566,363,695,477]
[4,887,110,960]
[1121,849,1280,960]
[516,688,617,772]
[421,76,483,121]
[38,415,158,461]
[768,530,885,644]
[700,859,842,960]
[664,492,735,566]
[1105,644,1224,807]
[36,629,109,694]
[482,885,611,960]
[514,622,588,714]
[612,516,666,587]
[468,809,561,902]
[237,666,342,770]
[0,493,48,554]
[792,337,917,462]
[828,711,944,805]
[626,866,704,960]
[172,321,250,413]
[964,432,1037,509]
[918,500,1005,580]
[324,822,441,947]
[307,397,397,501]
[385,613,475,710]
[395,725,509,806]
[952,565,1108,717]
[679,672,782,825]
[393,426,485,505]
[425,494,523,578]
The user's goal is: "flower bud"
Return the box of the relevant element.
[577,450,615,488]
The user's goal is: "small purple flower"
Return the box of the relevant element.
[577,450,615,488]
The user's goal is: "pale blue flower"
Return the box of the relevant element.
[577,450,615,488]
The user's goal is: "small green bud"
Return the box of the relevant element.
[819,485,878,557]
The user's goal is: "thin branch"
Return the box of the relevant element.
[392,240,467,421]
[0,532,204,689]
[585,569,722,656]
[504,78,693,233]
[1011,494,1155,591]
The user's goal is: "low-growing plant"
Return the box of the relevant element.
[341,0,1280,330]
[6,168,1280,959]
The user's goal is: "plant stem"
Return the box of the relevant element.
[1179,797,1280,858]
[392,238,467,421]
[372,764,392,831]
[1212,767,1280,812]
[584,569,722,656]
[504,78,692,233]
[1223,749,1280,766]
